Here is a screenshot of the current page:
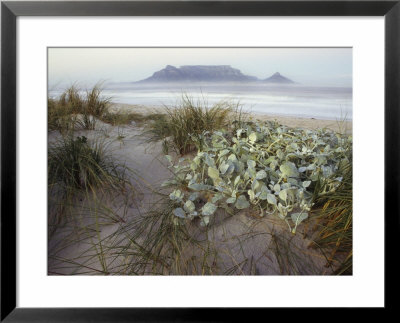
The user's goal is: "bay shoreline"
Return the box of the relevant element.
[110,102,352,134]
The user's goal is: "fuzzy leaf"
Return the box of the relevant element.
[267,193,277,205]
[183,200,196,213]
[188,192,199,201]
[307,164,316,171]
[251,179,260,192]
[187,211,198,220]
[219,149,230,158]
[234,175,241,186]
[291,212,309,233]
[219,163,230,175]
[226,163,235,175]
[258,186,269,200]
[279,189,288,201]
[244,169,255,181]
[302,181,311,188]
[228,154,238,162]
[215,186,226,193]
[190,162,198,171]
[202,202,218,216]
[248,189,255,201]
[208,167,220,180]
[280,161,299,178]
[235,195,250,209]
[200,215,210,226]
[204,155,215,167]
[256,170,267,180]
[173,208,186,218]
[188,183,211,191]
[247,160,256,169]
[226,197,236,204]
[169,189,184,202]
[249,132,257,143]
[212,194,223,203]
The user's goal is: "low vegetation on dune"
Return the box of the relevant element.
[162,120,352,231]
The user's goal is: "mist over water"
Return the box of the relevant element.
[49,83,352,120]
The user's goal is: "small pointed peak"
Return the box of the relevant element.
[165,65,176,69]
[263,72,294,83]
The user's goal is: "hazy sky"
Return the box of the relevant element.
[48,48,352,88]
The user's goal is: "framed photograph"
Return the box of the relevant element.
[1,1,398,320]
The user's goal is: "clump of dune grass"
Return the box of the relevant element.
[99,196,193,275]
[143,95,238,155]
[48,134,137,225]
[75,85,111,130]
[58,85,84,111]
[310,161,352,275]
[48,84,111,132]
[85,85,110,117]
[48,85,84,132]
[47,134,142,273]
[269,232,323,275]
[48,135,130,192]
[48,97,77,133]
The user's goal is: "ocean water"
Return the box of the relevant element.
[49,83,352,120]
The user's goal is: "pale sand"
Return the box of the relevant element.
[48,105,349,275]
[109,102,352,134]
[250,113,352,134]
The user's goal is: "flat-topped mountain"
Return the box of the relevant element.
[263,72,294,84]
[136,65,295,84]
[138,65,258,83]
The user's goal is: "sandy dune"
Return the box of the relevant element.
[48,117,344,275]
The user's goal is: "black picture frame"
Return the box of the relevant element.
[1,1,399,321]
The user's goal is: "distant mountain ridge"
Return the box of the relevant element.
[137,65,294,84]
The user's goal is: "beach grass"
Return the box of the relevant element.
[110,197,197,274]
[48,134,137,226]
[48,84,111,132]
[142,95,238,155]
[48,96,77,133]
[48,135,127,191]
[49,84,167,132]
[311,161,352,274]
